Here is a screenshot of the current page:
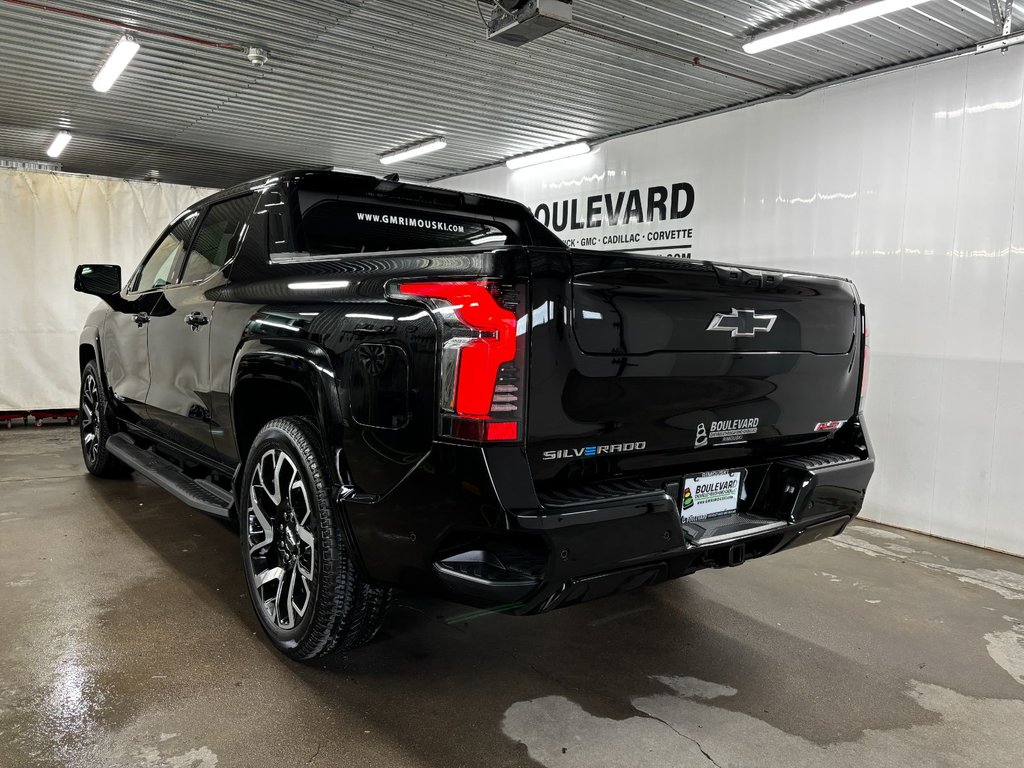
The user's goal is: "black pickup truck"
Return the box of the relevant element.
[75,168,873,660]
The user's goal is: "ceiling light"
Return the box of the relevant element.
[743,0,931,55]
[46,131,72,158]
[92,33,140,92]
[505,141,592,170]
[379,137,447,165]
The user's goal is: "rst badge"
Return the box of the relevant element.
[815,420,847,432]
[706,308,777,337]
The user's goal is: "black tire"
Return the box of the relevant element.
[79,359,131,478]
[239,416,391,660]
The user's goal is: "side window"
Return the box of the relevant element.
[180,195,255,284]
[134,212,199,292]
[223,189,276,283]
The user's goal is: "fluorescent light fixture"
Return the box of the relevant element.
[45,131,72,158]
[92,33,141,92]
[976,32,1024,55]
[379,137,447,165]
[743,0,931,54]
[505,141,591,169]
[288,280,351,290]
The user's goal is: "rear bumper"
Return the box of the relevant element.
[341,425,874,613]
[526,515,854,614]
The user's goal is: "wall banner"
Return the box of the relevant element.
[529,180,695,256]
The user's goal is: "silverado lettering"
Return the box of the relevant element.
[541,441,647,460]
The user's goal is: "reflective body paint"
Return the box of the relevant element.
[79,169,873,613]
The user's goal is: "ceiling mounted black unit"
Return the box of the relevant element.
[486,0,572,46]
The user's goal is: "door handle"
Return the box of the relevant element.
[133,312,149,327]
[185,311,209,331]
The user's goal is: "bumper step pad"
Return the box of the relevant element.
[779,451,861,471]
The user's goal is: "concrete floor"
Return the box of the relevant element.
[1,428,1023,768]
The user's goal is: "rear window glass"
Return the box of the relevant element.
[292,194,516,255]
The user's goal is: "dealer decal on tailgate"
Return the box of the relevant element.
[694,418,759,448]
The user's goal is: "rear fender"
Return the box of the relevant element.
[230,338,371,578]
[230,338,345,483]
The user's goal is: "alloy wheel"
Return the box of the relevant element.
[246,449,316,631]
[80,372,100,465]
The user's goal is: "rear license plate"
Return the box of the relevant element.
[681,470,743,522]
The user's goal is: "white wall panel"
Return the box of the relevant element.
[989,61,1024,558]
[0,169,215,411]
[446,47,1024,556]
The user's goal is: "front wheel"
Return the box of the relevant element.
[240,417,391,660]
[79,360,130,478]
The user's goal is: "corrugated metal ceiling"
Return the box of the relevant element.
[0,0,1017,187]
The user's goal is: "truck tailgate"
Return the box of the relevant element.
[526,251,863,483]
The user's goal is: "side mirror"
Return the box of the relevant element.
[75,264,121,296]
[75,264,128,310]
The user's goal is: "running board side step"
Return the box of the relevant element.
[106,433,234,519]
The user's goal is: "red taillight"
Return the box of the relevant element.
[860,313,870,406]
[396,280,525,442]
[486,421,519,441]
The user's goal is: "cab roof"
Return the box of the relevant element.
[193,167,530,221]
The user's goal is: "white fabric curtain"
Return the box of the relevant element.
[0,168,216,410]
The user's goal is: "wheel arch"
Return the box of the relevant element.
[78,325,110,391]
[79,325,100,369]
[230,338,346,487]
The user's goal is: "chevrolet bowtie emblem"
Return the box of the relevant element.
[706,308,777,337]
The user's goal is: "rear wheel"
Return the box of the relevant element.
[79,360,130,478]
[240,417,391,660]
